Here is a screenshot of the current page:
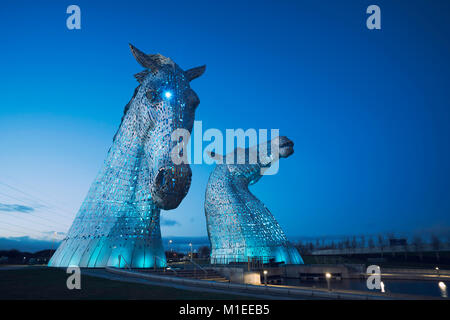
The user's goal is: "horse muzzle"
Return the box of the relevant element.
[151,164,192,210]
[278,136,294,158]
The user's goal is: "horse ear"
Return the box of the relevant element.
[185,65,206,81]
[129,43,167,72]
[129,44,151,68]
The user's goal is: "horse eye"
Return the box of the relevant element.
[163,91,173,99]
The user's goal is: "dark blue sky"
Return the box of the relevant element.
[0,0,449,240]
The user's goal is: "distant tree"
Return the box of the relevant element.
[296,241,303,252]
[295,241,310,255]
[368,238,375,249]
[412,235,423,261]
[387,233,395,243]
[351,236,357,249]
[377,234,385,257]
[431,235,441,262]
[403,238,408,260]
[360,235,366,248]
[330,241,336,250]
[344,238,351,249]
[377,234,384,248]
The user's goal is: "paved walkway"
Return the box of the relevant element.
[103,268,399,300]
[83,269,307,300]
[105,268,444,299]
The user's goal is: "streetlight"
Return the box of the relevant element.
[168,239,173,259]
[189,243,193,260]
[325,272,332,291]
[436,267,440,277]
[263,270,268,286]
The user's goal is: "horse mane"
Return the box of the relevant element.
[112,85,141,142]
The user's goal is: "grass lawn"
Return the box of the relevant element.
[0,267,252,300]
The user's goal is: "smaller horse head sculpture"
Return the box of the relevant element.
[127,44,205,210]
[208,135,294,184]
[205,136,303,265]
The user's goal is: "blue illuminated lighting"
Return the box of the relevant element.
[164,91,173,99]
[205,137,304,265]
[48,45,204,268]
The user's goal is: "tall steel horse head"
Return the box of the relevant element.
[205,136,304,265]
[49,44,205,268]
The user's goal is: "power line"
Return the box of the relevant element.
[0,211,68,232]
[0,204,70,228]
[0,214,67,244]
[0,180,76,218]
[0,186,75,220]
[0,225,50,239]
[0,220,46,237]
[0,190,73,224]
[0,174,76,213]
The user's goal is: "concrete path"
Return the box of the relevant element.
[83,269,308,300]
[103,268,401,300]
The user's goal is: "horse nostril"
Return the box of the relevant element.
[154,168,166,186]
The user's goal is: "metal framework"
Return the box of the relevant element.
[49,45,205,268]
[205,137,304,265]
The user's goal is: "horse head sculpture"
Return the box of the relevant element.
[127,44,205,210]
[205,136,304,265]
[49,44,205,268]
